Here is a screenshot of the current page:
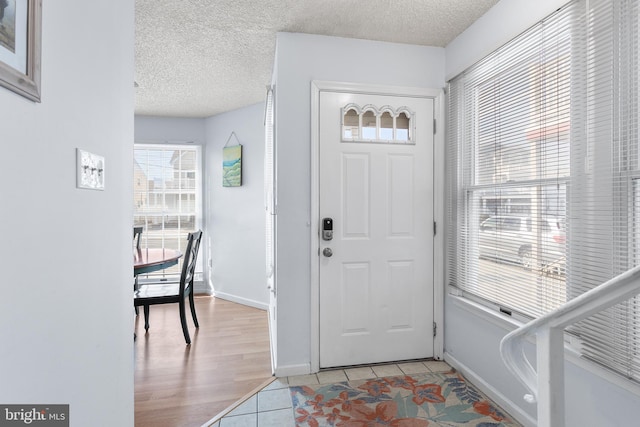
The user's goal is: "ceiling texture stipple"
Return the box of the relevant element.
[135,0,499,118]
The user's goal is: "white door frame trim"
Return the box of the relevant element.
[310,80,445,373]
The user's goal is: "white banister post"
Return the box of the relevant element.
[537,325,565,427]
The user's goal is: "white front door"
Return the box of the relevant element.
[319,90,435,368]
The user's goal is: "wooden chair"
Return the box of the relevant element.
[133,226,144,315]
[133,226,143,250]
[134,230,203,344]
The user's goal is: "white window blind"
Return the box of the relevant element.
[134,144,203,279]
[447,0,640,382]
[264,87,276,292]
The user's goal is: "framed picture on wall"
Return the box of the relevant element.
[0,0,41,102]
[223,145,242,187]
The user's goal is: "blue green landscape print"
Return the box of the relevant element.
[223,145,242,187]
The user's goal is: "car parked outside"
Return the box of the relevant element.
[478,215,566,272]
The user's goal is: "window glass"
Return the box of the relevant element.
[481,217,499,231]
[502,217,521,232]
[396,112,410,141]
[362,111,377,140]
[341,105,414,143]
[134,145,202,279]
[380,111,393,140]
[343,109,359,139]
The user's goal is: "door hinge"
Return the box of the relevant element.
[433,322,437,337]
[433,118,436,134]
[433,221,437,236]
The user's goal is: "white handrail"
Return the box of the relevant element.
[500,265,640,427]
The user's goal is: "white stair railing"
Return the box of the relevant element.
[500,265,640,427]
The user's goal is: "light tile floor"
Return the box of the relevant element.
[206,359,452,427]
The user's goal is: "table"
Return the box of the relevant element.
[134,248,182,276]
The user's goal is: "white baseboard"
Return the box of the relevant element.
[274,363,311,378]
[194,280,211,295]
[212,290,268,311]
[444,352,536,427]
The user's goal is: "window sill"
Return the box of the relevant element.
[447,286,528,332]
[447,287,640,399]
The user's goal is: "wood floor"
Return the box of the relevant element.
[134,296,272,427]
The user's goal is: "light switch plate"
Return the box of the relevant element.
[76,148,105,190]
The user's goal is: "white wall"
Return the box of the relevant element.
[134,116,206,145]
[204,103,269,309]
[444,1,640,426]
[0,1,134,426]
[445,0,569,80]
[273,32,445,374]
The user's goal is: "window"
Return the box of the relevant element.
[448,0,640,383]
[133,144,203,279]
[342,104,415,144]
[448,5,571,318]
[396,112,410,141]
[343,108,360,139]
[362,109,377,140]
[380,110,394,140]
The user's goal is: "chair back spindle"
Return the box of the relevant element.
[180,230,202,296]
[133,226,143,250]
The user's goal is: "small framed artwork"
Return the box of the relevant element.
[76,149,105,191]
[223,145,242,187]
[0,0,42,102]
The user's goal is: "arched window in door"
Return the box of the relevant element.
[341,104,415,144]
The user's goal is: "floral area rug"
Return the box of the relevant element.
[290,370,522,427]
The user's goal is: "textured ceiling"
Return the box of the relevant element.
[135,0,499,118]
